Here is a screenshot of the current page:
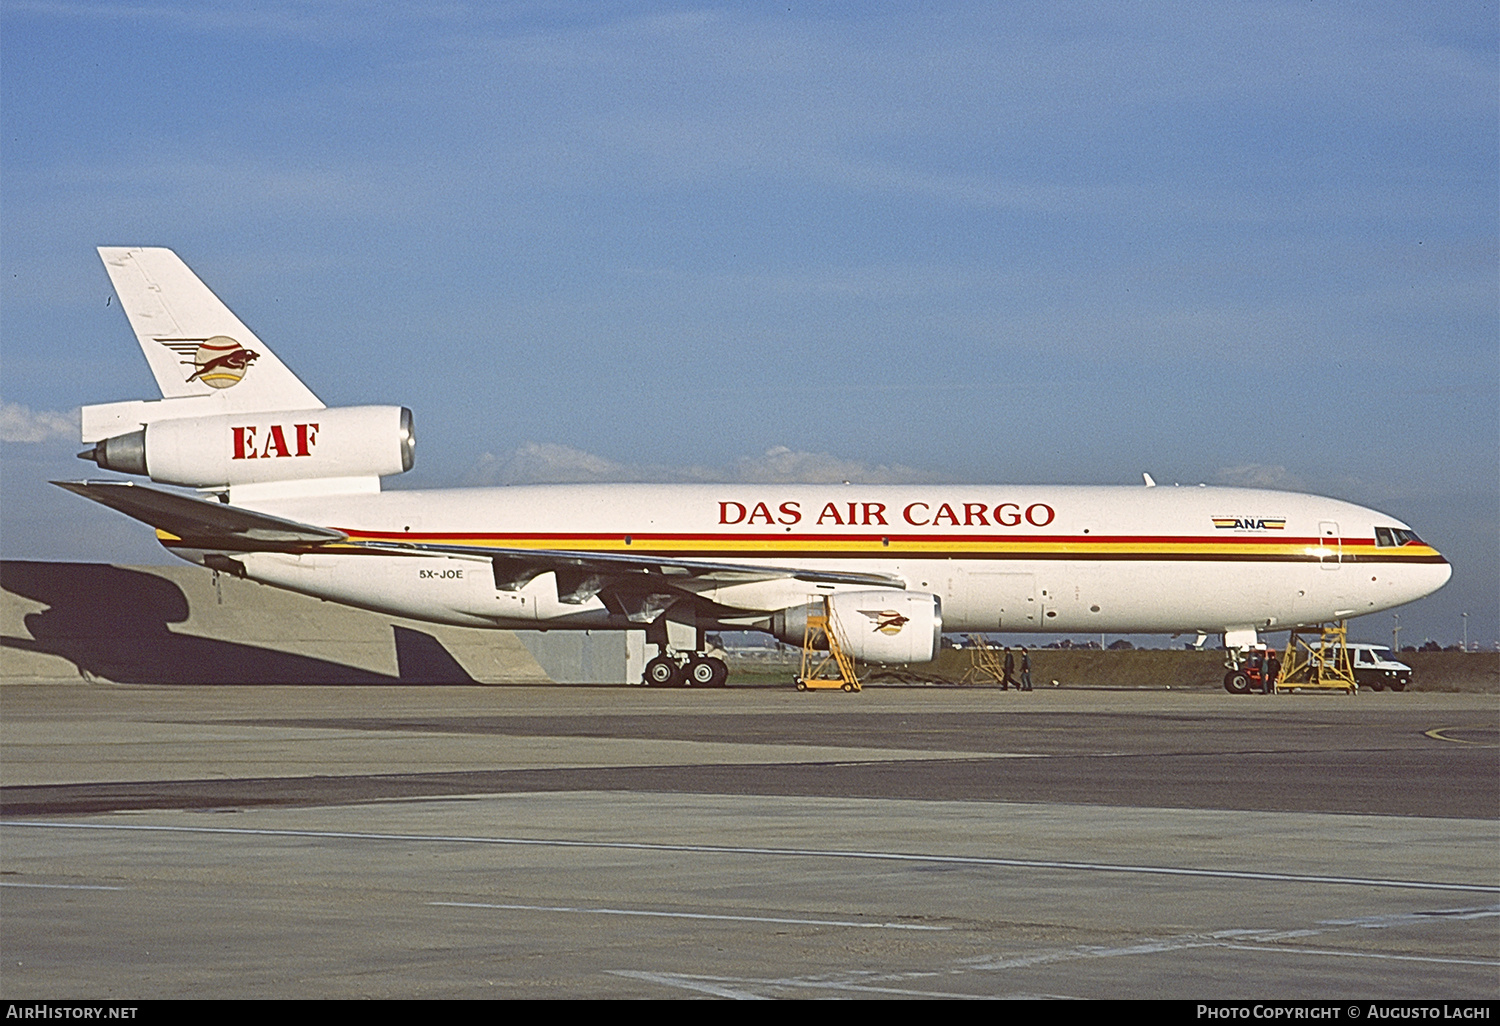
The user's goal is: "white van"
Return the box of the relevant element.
[1347,644,1413,691]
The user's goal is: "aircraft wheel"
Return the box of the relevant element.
[1224,671,1251,695]
[644,656,679,687]
[685,657,717,687]
[706,657,729,688]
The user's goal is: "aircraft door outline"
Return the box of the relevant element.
[1318,521,1341,570]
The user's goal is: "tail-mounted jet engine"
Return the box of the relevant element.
[766,590,942,664]
[79,406,414,488]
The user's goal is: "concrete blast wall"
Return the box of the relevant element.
[0,561,645,685]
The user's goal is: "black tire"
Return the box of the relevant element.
[644,656,679,687]
[795,679,807,692]
[1367,678,1385,692]
[706,657,729,688]
[1389,678,1408,692]
[1224,671,1251,695]
[685,658,717,687]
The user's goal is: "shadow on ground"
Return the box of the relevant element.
[1,562,473,684]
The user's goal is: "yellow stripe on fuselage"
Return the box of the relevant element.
[334,531,1444,562]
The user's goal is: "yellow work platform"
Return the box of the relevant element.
[1275,621,1358,694]
[794,596,861,693]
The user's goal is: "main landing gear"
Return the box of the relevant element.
[639,615,730,687]
[643,651,729,688]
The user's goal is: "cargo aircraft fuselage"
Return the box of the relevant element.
[61,248,1450,685]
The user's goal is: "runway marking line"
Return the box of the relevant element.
[617,907,1500,997]
[1424,725,1498,746]
[952,924,1500,976]
[432,900,951,931]
[0,881,125,891]
[606,970,1033,1000]
[623,926,1500,999]
[1320,905,1499,928]
[7,820,1498,895]
[606,971,771,1000]
[1216,943,1500,967]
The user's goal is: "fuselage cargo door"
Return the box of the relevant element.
[950,570,1037,630]
[1318,521,1341,570]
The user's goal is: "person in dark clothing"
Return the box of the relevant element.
[1002,646,1016,690]
[1020,647,1032,691]
[1264,650,1281,694]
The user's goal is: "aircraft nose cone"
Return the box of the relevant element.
[1408,556,1452,602]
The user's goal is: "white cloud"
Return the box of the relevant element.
[0,403,76,443]
[1214,464,1304,490]
[463,442,940,486]
[730,446,937,485]
[464,442,632,486]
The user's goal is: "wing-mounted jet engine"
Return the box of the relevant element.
[766,591,942,664]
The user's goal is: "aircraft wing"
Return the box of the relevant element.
[53,480,347,546]
[361,539,908,591]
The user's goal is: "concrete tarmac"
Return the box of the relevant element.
[1,683,1496,999]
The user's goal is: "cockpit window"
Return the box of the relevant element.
[1375,527,1424,547]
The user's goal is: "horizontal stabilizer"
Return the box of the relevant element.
[53,480,346,546]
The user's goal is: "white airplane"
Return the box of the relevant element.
[62,247,1451,686]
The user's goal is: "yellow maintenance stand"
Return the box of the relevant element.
[1275,620,1358,694]
[794,596,861,692]
[959,634,1008,685]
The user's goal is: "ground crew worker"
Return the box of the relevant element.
[1020,647,1032,691]
[1002,646,1015,690]
[1265,650,1281,694]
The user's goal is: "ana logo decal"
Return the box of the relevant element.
[859,609,910,636]
[158,336,261,389]
[1213,516,1287,531]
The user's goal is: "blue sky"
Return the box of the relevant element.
[2,1,1495,647]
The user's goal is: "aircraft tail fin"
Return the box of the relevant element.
[97,247,323,411]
